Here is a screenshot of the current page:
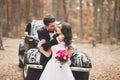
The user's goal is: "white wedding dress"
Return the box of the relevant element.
[39,42,75,80]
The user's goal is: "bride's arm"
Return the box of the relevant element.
[37,39,52,57]
[39,47,52,57]
[67,45,73,55]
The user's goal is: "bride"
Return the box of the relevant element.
[38,22,75,80]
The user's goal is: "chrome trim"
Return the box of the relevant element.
[71,67,91,72]
[27,64,43,69]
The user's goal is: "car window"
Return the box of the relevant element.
[31,20,44,39]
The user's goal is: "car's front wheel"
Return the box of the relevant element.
[23,63,28,80]
[22,54,28,80]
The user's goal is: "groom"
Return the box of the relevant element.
[37,14,63,78]
[26,14,62,80]
[37,14,59,68]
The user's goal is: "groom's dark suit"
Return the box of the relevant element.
[37,27,58,69]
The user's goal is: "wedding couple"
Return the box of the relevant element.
[37,14,75,80]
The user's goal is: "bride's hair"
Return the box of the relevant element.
[61,22,72,46]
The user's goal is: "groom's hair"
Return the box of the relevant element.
[43,14,56,26]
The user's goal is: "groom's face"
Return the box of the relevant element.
[47,22,56,31]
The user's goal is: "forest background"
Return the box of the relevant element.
[0,0,120,49]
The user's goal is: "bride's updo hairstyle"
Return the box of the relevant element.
[61,22,72,46]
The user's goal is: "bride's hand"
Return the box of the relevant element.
[58,34,64,42]
[67,45,73,55]
[38,46,44,53]
[39,39,46,45]
[37,39,46,48]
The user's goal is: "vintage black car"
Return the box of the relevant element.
[18,20,92,80]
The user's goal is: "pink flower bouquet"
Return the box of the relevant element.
[55,50,71,67]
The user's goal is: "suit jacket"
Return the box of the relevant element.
[37,27,58,69]
[37,27,58,51]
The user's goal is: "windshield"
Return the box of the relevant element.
[31,20,44,39]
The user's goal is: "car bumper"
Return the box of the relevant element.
[71,67,91,72]
[26,64,90,72]
[27,64,43,69]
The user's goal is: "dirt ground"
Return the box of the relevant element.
[0,38,120,80]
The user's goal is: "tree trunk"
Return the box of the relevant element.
[52,0,57,18]
[11,0,18,37]
[57,0,67,21]
[111,0,117,44]
[2,0,8,37]
[6,0,12,37]
[63,0,67,22]
[20,0,26,23]
[0,37,4,50]
[33,0,37,19]
[26,0,30,23]
[79,0,84,42]
[117,0,120,41]
[92,0,98,47]
[106,1,112,43]
[98,0,104,43]
[39,0,43,19]
[35,0,41,19]
[0,0,4,50]
[15,0,21,37]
